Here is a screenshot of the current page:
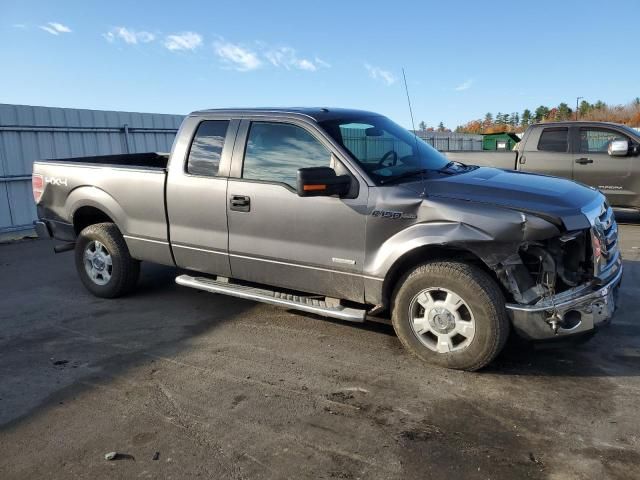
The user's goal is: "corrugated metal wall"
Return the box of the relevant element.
[415,132,484,151]
[0,104,184,233]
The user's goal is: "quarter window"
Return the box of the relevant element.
[579,128,628,153]
[187,120,229,176]
[537,128,568,152]
[242,122,331,188]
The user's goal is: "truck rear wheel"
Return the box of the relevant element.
[391,261,509,371]
[75,222,140,298]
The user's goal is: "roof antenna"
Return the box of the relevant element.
[402,67,426,196]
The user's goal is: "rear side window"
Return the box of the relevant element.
[537,128,568,152]
[187,120,229,176]
[242,122,330,188]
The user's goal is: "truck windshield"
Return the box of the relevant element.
[620,124,640,140]
[318,115,451,184]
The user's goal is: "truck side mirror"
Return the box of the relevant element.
[608,140,628,157]
[296,167,351,197]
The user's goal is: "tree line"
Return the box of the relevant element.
[417,98,640,135]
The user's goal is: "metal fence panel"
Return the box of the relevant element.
[0,103,184,233]
[415,131,483,152]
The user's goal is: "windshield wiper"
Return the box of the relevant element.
[379,168,434,185]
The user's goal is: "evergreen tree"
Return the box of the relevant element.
[418,121,427,131]
[483,112,493,129]
[521,109,532,126]
[534,106,550,122]
[579,100,592,117]
[556,103,572,121]
[437,121,445,132]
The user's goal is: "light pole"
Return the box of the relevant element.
[576,96,583,120]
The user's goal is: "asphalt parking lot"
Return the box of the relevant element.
[1,215,639,480]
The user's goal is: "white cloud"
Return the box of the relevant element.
[39,22,71,35]
[13,24,27,29]
[365,64,396,86]
[314,57,331,69]
[264,46,327,72]
[297,59,316,71]
[164,32,202,51]
[212,39,329,73]
[103,27,155,45]
[455,79,473,91]
[214,40,262,71]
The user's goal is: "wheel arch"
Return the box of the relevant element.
[73,205,115,235]
[381,244,504,308]
[66,186,127,236]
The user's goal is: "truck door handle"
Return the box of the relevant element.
[575,157,594,165]
[230,194,250,212]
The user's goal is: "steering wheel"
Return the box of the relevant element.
[378,150,398,168]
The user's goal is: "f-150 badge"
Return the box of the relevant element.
[372,210,417,220]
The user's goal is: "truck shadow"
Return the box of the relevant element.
[2,240,639,438]
[0,245,258,430]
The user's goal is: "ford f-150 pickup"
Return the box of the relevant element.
[446,121,640,212]
[33,108,623,370]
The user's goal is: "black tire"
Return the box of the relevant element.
[391,261,509,371]
[74,222,140,298]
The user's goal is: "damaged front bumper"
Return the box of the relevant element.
[506,261,622,340]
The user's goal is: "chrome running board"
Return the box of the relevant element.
[175,274,366,322]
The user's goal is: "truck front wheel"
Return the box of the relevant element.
[75,222,140,298]
[391,261,509,371]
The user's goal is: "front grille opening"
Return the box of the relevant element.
[520,230,592,295]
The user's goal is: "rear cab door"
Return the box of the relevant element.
[518,125,572,178]
[571,125,637,208]
[166,115,239,276]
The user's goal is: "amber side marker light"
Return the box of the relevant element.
[303,184,327,191]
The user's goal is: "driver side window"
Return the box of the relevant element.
[338,123,413,164]
[579,128,628,153]
[242,122,331,188]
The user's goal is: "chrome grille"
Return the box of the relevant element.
[590,203,620,278]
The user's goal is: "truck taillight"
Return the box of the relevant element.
[32,174,44,203]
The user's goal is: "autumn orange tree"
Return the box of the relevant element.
[456,98,640,134]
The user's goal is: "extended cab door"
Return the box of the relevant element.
[518,126,572,179]
[226,119,368,303]
[166,116,239,276]
[572,126,637,208]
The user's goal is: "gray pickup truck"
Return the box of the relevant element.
[33,108,622,370]
[447,121,640,212]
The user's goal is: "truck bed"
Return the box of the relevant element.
[41,152,169,170]
[445,151,517,170]
[33,154,172,265]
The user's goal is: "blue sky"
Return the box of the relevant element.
[1,0,638,129]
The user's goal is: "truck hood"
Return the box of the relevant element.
[402,167,602,230]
